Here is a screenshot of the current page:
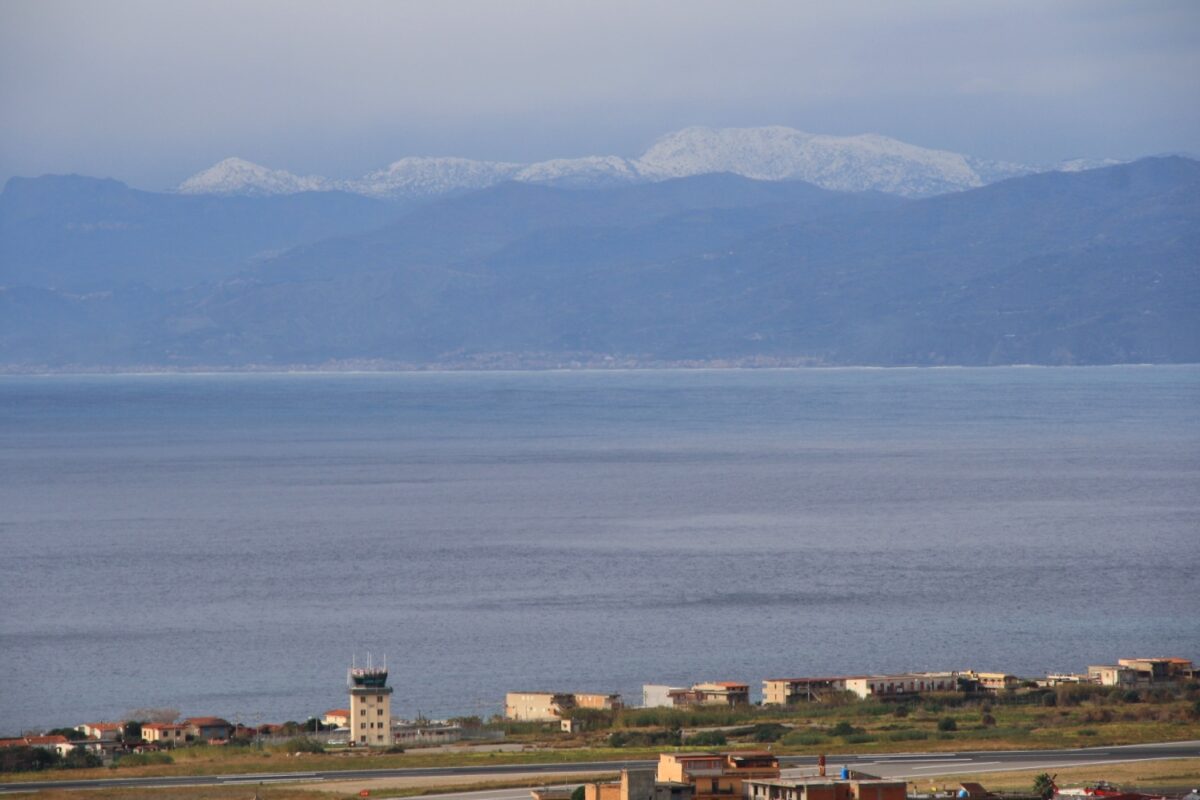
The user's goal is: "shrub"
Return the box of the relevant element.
[886,730,928,742]
[980,713,996,727]
[280,737,324,754]
[843,733,875,744]
[62,748,103,769]
[572,787,586,800]
[683,731,727,747]
[893,705,910,718]
[1122,690,1140,704]
[384,745,406,754]
[1077,728,1097,737]
[115,752,174,767]
[937,717,957,732]
[0,746,60,773]
[780,731,826,746]
[830,721,858,736]
[1041,692,1057,707]
[749,724,788,743]
[609,729,680,748]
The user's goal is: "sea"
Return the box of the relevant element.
[1,367,1197,733]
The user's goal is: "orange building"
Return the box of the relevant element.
[657,752,780,800]
[585,769,695,800]
[745,779,906,800]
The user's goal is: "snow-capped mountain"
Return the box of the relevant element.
[1055,157,1125,173]
[176,127,1069,200]
[177,157,330,196]
[636,126,1030,195]
[514,156,642,188]
[344,157,522,198]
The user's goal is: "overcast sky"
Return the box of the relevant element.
[2,0,1198,189]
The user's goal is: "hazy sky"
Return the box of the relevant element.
[2,0,1198,189]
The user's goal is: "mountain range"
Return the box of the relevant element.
[2,150,1197,369]
[178,125,1044,200]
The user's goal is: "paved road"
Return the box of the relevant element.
[1,741,1197,795]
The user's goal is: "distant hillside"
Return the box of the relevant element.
[174,125,1036,200]
[1,158,1196,369]
[0,175,401,291]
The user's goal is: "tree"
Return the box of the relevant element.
[0,746,60,773]
[1033,773,1056,800]
[123,721,143,740]
[46,727,87,741]
[571,787,586,800]
[63,748,102,769]
[123,708,179,724]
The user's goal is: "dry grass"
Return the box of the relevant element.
[909,758,1200,793]
[0,773,620,799]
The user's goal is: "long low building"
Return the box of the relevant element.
[643,682,750,708]
[765,673,958,703]
[762,678,848,705]
[844,672,958,699]
[505,691,623,721]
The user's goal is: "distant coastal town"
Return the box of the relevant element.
[2,655,1195,773]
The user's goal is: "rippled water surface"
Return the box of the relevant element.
[1,367,1197,731]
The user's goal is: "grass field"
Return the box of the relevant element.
[913,759,1200,794]
[6,689,1199,785]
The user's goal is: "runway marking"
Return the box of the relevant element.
[887,755,1197,779]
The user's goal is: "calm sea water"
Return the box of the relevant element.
[1,367,1198,733]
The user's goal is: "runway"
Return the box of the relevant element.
[1,741,1196,795]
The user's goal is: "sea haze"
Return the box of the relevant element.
[1,367,1197,732]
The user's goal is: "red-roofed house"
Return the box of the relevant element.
[76,722,123,741]
[322,709,351,727]
[184,717,233,742]
[0,735,76,757]
[140,723,187,745]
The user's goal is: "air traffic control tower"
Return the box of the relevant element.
[348,657,393,746]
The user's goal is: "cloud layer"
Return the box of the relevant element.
[2,0,1198,188]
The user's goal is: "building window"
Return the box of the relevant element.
[361,709,366,716]
[376,695,382,702]
[377,709,383,716]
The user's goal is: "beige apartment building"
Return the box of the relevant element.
[844,672,957,699]
[348,665,393,746]
[762,678,847,705]
[140,723,187,744]
[964,671,1021,692]
[661,682,750,707]
[505,691,622,720]
[506,692,575,721]
[574,692,624,711]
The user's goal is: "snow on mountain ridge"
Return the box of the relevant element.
[344,157,522,198]
[177,157,330,196]
[175,127,1051,200]
[514,156,642,187]
[634,126,1026,196]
